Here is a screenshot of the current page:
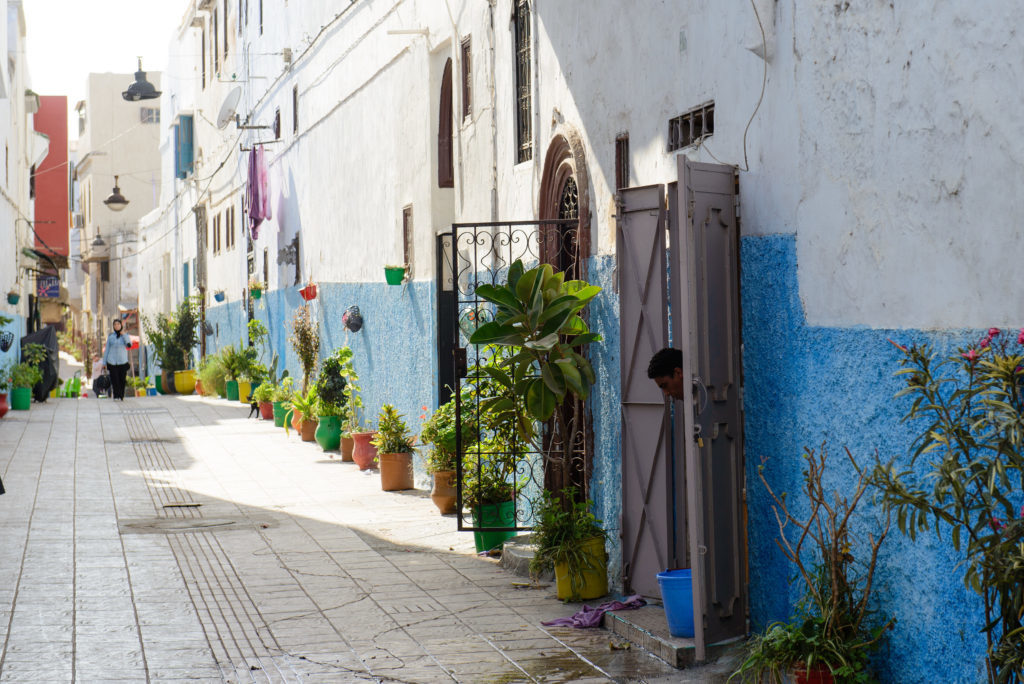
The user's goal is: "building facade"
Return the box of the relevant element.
[140,2,1024,680]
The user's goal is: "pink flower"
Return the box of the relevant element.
[962,349,979,363]
[991,517,1005,532]
[1018,328,1024,345]
[979,337,991,349]
[989,328,1001,338]
[1020,505,1024,519]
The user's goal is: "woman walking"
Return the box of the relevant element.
[101,319,132,401]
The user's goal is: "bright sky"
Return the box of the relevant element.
[23,0,190,142]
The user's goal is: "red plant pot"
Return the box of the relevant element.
[794,664,834,684]
[300,283,317,301]
[0,392,9,419]
[351,431,378,470]
[259,401,274,420]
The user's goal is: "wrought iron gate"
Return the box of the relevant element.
[446,219,584,532]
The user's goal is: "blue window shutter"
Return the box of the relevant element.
[183,261,190,296]
[173,124,182,179]
[180,115,194,177]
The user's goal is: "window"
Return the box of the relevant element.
[668,101,714,152]
[77,104,86,135]
[239,0,245,31]
[438,60,453,188]
[201,28,207,88]
[615,134,629,191]
[263,248,268,284]
[292,85,299,134]
[100,261,110,282]
[174,115,194,179]
[513,0,532,163]
[140,107,160,124]
[258,0,263,35]
[402,205,413,274]
[273,108,281,139]
[227,205,235,249]
[213,212,221,253]
[29,165,35,199]
[223,0,229,61]
[461,38,472,120]
[212,9,219,73]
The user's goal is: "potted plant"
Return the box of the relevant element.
[219,343,251,401]
[384,264,407,285]
[284,387,319,442]
[213,290,226,303]
[299,282,318,301]
[198,352,228,398]
[271,376,294,428]
[290,304,320,393]
[463,440,522,554]
[128,376,148,397]
[371,404,415,491]
[339,350,363,462]
[248,278,264,300]
[529,487,608,601]
[420,388,476,514]
[240,362,266,404]
[10,363,42,410]
[0,361,11,418]
[7,288,20,305]
[252,381,275,419]
[731,445,892,684]
[313,348,349,453]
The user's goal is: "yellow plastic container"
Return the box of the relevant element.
[174,369,197,395]
[237,380,252,403]
[554,536,608,601]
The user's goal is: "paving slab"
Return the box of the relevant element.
[0,396,698,682]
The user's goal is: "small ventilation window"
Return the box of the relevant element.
[273,108,281,139]
[668,101,714,152]
[615,133,629,191]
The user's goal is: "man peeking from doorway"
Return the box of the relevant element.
[647,347,685,400]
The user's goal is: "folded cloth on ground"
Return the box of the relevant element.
[540,594,646,628]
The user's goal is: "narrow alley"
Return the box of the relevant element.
[0,395,711,683]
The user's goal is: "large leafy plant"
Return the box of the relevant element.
[469,259,601,443]
[143,299,199,371]
[872,332,1024,682]
[10,363,41,389]
[316,347,350,415]
[421,387,477,473]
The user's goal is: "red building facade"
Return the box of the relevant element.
[33,95,69,269]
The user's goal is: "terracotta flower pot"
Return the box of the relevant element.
[300,419,317,442]
[291,410,302,433]
[161,369,177,395]
[351,431,378,470]
[340,435,354,462]
[430,470,457,514]
[794,665,835,684]
[379,452,414,491]
[259,401,274,420]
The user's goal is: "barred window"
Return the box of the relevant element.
[513,0,532,163]
[140,107,160,124]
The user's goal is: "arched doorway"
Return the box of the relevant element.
[538,127,593,498]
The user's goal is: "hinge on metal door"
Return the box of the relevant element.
[453,347,468,378]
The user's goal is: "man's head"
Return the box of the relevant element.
[647,347,684,400]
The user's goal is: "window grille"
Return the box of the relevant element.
[615,134,629,190]
[212,9,219,73]
[668,102,714,152]
[514,0,532,163]
[140,107,160,124]
[402,205,413,276]
[292,85,299,134]
[273,109,281,139]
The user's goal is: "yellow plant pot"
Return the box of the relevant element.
[49,389,57,398]
[237,380,252,403]
[135,388,146,397]
[554,536,608,601]
[173,370,197,395]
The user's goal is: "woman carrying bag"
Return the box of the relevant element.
[101,318,132,401]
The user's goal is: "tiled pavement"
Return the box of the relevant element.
[0,395,716,683]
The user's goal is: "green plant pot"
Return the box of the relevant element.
[154,374,165,395]
[226,379,239,401]
[7,292,20,305]
[315,415,342,452]
[251,288,262,300]
[384,266,406,285]
[272,401,286,427]
[471,501,517,553]
[10,386,31,411]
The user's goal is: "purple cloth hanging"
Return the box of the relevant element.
[246,144,271,239]
[541,594,646,628]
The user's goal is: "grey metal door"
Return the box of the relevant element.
[673,157,747,660]
[617,184,676,598]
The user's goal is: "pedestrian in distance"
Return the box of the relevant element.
[101,319,132,401]
[647,347,685,400]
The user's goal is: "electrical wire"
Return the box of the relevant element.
[694,0,768,172]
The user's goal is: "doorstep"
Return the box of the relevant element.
[602,604,741,669]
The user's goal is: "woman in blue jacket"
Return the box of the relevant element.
[101,318,132,400]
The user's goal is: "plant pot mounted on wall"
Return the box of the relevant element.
[342,305,363,332]
[213,291,225,302]
[299,283,317,301]
[7,291,20,305]
[384,266,406,285]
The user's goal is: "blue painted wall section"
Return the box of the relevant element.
[205,282,438,487]
[741,233,989,683]
[0,314,26,366]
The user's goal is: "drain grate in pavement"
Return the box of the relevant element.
[119,517,277,534]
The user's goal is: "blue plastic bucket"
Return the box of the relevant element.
[657,569,694,637]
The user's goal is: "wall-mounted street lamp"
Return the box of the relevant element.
[91,234,106,248]
[103,176,129,211]
[121,58,161,102]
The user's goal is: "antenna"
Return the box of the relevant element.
[216,86,242,129]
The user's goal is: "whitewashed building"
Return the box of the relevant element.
[143,2,1024,679]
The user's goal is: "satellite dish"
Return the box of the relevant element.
[216,86,242,129]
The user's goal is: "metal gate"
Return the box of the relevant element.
[617,159,747,662]
[445,219,580,532]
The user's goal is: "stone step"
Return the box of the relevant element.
[602,604,742,670]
